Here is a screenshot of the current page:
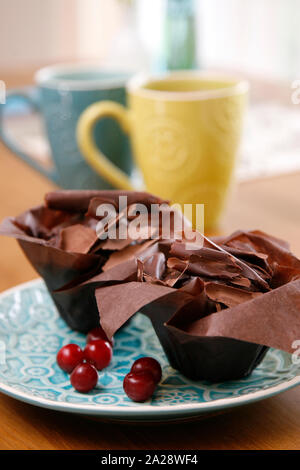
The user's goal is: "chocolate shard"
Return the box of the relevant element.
[86,191,168,219]
[204,282,263,307]
[141,252,166,280]
[58,224,99,254]
[102,239,158,271]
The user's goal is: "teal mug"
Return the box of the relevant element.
[0,63,133,189]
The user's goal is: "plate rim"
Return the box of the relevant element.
[0,278,299,418]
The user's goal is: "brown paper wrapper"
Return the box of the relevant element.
[93,231,300,381]
[0,209,105,330]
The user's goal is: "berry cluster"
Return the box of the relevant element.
[56,326,113,393]
[123,357,162,402]
[56,327,162,402]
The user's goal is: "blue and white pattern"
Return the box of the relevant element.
[0,279,299,422]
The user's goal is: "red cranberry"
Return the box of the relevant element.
[56,343,84,373]
[84,339,112,371]
[131,357,162,384]
[70,363,98,393]
[123,371,156,402]
[87,326,114,347]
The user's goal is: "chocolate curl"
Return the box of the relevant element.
[89,201,134,254]
[45,190,167,213]
[138,252,166,280]
[91,200,175,253]
[137,250,189,287]
[204,282,263,307]
[215,230,300,290]
[97,203,190,270]
[203,236,270,290]
[82,241,163,285]
[219,230,300,270]
[102,239,158,271]
[92,201,131,239]
[86,191,168,218]
[219,244,270,268]
[168,249,243,281]
[93,202,159,252]
[169,236,270,291]
[45,190,112,212]
[89,196,188,250]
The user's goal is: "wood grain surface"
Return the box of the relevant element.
[0,67,299,450]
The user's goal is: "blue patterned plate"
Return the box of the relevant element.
[0,279,299,422]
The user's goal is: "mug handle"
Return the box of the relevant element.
[0,88,58,182]
[76,101,134,190]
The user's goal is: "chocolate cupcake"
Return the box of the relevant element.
[93,230,300,381]
[0,190,172,331]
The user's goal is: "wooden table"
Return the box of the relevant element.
[0,68,300,450]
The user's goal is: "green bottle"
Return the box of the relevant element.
[161,0,197,71]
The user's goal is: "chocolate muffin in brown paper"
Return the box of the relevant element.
[92,230,300,381]
[0,190,174,331]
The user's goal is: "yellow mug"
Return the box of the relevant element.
[76,71,248,231]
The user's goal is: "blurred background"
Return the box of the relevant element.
[1,0,300,181]
[1,0,300,78]
[0,0,300,289]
